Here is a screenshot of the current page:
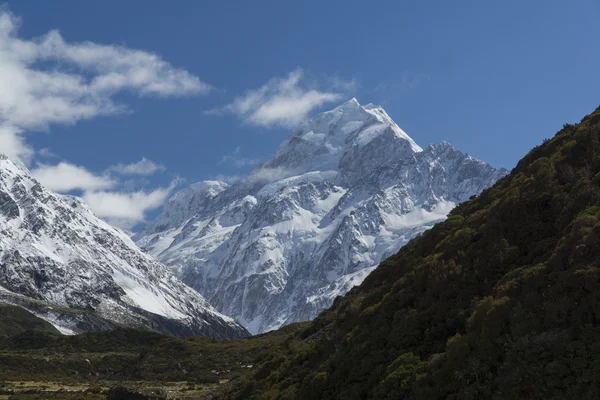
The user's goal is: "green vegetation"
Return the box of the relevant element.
[0,323,307,398]
[0,323,307,382]
[0,304,59,336]
[216,105,600,399]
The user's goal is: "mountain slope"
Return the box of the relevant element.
[0,156,248,339]
[221,106,600,399]
[0,303,59,336]
[136,98,507,334]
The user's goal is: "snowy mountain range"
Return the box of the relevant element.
[135,98,508,334]
[0,155,248,338]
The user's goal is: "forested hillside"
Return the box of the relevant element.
[221,106,600,399]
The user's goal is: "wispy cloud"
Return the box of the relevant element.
[400,73,430,89]
[219,146,260,168]
[0,124,30,163]
[0,8,208,228]
[38,148,58,159]
[373,72,431,93]
[328,74,358,92]
[106,157,166,176]
[0,11,209,136]
[208,68,351,128]
[249,166,292,182]
[213,174,243,184]
[0,7,208,163]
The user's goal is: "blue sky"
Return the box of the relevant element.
[2,0,599,228]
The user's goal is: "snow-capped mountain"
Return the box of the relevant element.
[135,98,508,334]
[0,155,248,338]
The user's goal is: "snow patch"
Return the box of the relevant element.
[113,271,187,320]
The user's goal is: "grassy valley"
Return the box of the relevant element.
[0,323,306,399]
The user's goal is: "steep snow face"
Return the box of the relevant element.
[143,180,229,235]
[136,98,508,334]
[0,156,248,338]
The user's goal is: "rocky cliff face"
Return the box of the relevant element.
[136,98,508,334]
[0,155,248,338]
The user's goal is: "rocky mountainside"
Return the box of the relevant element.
[135,98,507,334]
[0,155,248,338]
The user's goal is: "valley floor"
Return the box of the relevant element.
[0,323,307,399]
[0,380,222,399]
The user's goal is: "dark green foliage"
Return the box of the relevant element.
[0,303,60,336]
[0,323,307,385]
[219,105,600,399]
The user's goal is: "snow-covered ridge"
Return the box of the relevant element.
[136,98,508,334]
[0,155,248,338]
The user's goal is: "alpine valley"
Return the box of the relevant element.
[2,105,599,400]
[135,98,508,334]
[0,155,248,339]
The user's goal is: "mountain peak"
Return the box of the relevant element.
[336,97,361,109]
[231,106,600,399]
[173,180,229,202]
[137,100,507,334]
[0,154,27,175]
[246,99,424,184]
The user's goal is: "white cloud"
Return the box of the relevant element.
[31,158,177,228]
[82,182,177,227]
[106,157,165,176]
[220,146,260,168]
[208,68,344,128]
[249,167,292,182]
[0,124,31,163]
[0,8,209,229]
[329,74,357,92]
[0,8,209,164]
[213,174,243,184]
[31,161,114,192]
[38,147,57,159]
